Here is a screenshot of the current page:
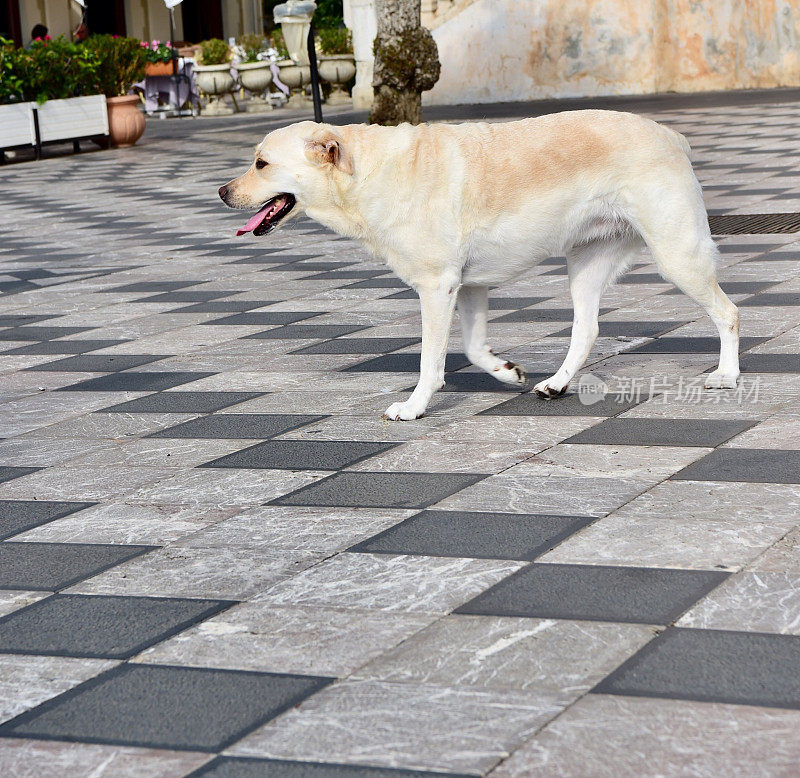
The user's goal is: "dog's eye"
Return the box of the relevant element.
[255,159,268,170]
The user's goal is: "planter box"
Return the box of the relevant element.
[0,102,37,153]
[145,61,175,77]
[36,94,109,144]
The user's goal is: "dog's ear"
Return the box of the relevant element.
[305,131,354,176]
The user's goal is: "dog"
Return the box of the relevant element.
[219,111,739,420]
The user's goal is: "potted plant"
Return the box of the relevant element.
[195,38,234,115]
[18,36,108,149]
[234,34,274,113]
[142,40,174,77]
[83,35,148,147]
[317,28,355,105]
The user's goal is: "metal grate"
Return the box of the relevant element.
[708,213,800,235]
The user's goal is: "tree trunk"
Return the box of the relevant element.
[370,0,441,126]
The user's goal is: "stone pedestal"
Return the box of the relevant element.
[343,0,377,111]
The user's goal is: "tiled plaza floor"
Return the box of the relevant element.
[1,92,800,776]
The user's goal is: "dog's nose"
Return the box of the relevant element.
[218,185,228,201]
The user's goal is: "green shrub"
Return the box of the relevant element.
[198,38,230,65]
[82,35,147,97]
[0,37,24,103]
[318,28,352,55]
[270,29,289,60]
[17,36,100,103]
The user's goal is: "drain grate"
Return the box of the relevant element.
[708,213,800,235]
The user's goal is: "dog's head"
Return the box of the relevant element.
[218,121,354,237]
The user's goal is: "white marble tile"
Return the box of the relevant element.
[228,679,566,774]
[0,590,51,618]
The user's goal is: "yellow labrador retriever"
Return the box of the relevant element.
[219,111,739,420]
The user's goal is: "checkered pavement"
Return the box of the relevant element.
[0,97,800,776]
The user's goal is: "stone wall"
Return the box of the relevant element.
[423,0,800,106]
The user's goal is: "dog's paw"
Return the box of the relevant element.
[533,377,568,399]
[493,360,527,385]
[704,369,739,389]
[383,401,425,421]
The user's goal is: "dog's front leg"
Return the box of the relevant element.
[383,282,458,421]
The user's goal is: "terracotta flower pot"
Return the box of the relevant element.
[106,95,146,148]
[145,61,174,77]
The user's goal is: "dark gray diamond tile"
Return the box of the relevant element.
[439,372,544,393]
[166,301,278,313]
[563,418,756,447]
[244,325,369,340]
[0,664,331,751]
[0,542,153,591]
[548,321,685,338]
[291,338,421,355]
[0,594,233,659]
[0,467,41,484]
[134,291,239,303]
[24,354,171,373]
[627,337,767,354]
[343,354,470,373]
[189,757,465,777]
[1,340,130,355]
[349,510,593,561]
[672,448,800,483]
[662,281,775,296]
[101,391,264,414]
[103,281,199,293]
[202,312,322,326]
[479,393,640,417]
[0,500,94,541]
[492,308,611,323]
[344,277,409,289]
[56,371,213,392]
[270,472,486,509]
[231,253,321,264]
[739,293,800,307]
[619,273,668,284]
[593,628,800,709]
[487,297,549,310]
[0,326,92,341]
[381,289,417,300]
[0,314,59,327]
[201,440,396,470]
[148,413,325,439]
[739,353,800,373]
[305,269,386,280]
[455,563,729,624]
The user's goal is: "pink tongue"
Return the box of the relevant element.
[236,203,272,237]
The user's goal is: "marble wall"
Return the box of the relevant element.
[423,0,800,106]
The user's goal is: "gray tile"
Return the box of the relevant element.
[740,353,800,373]
[101,392,264,414]
[628,336,768,354]
[479,393,640,417]
[0,500,95,540]
[24,354,171,372]
[593,627,800,709]
[167,300,277,313]
[56,371,213,393]
[349,510,592,561]
[134,291,239,303]
[202,312,323,326]
[0,467,41,485]
[487,297,549,309]
[103,281,199,293]
[0,326,92,341]
[439,372,542,393]
[0,542,153,591]
[189,757,465,777]
[270,472,486,509]
[0,594,233,659]
[739,292,800,306]
[549,321,685,338]
[0,664,331,751]
[343,354,470,373]
[673,448,800,483]
[456,563,729,624]
[1,339,130,355]
[201,440,397,471]
[563,418,756,446]
[291,338,420,355]
[244,325,369,340]
[148,413,325,439]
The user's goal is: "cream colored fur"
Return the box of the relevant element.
[221,110,740,420]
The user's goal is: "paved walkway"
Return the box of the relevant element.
[0,93,799,777]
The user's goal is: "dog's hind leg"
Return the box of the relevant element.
[533,237,637,398]
[458,285,526,386]
[383,281,459,421]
